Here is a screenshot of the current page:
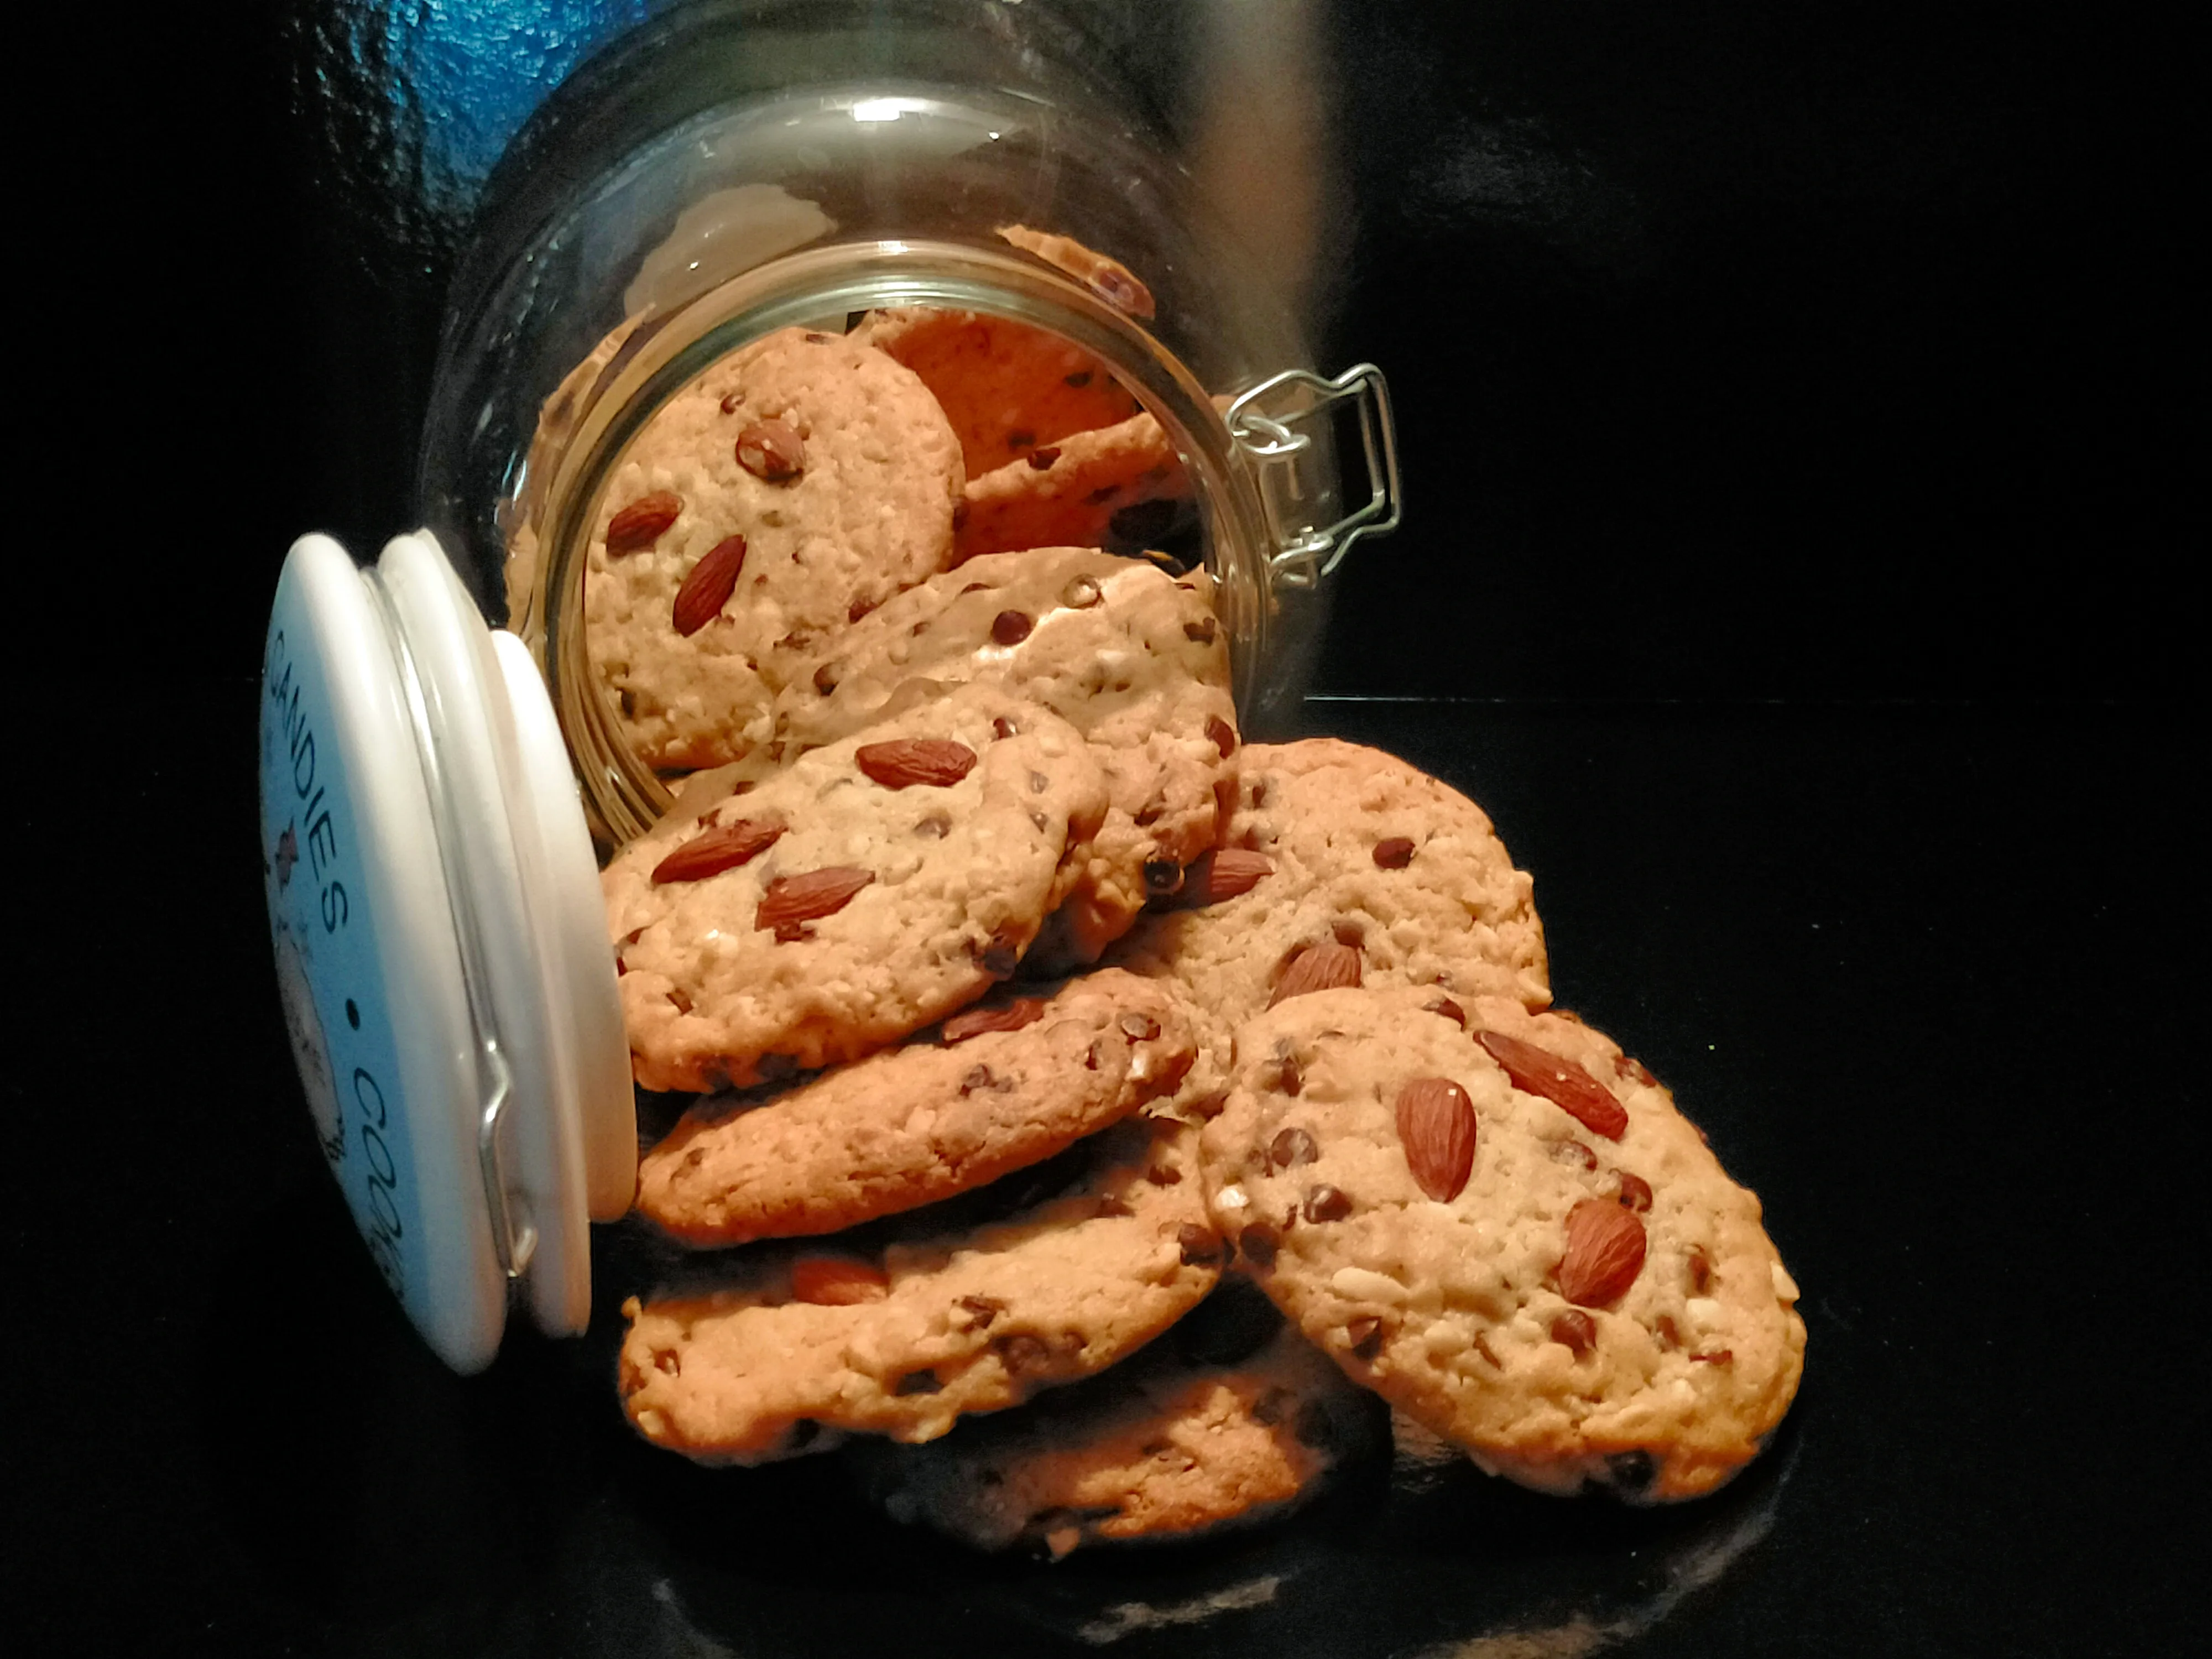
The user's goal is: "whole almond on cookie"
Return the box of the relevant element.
[1394,1077,1477,1202]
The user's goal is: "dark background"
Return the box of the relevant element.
[9,2,2194,1655]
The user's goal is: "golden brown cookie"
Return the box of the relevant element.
[954,413,1194,564]
[1199,986,1806,1503]
[776,547,1239,966]
[634,970,1196,1245]
[851,1282,1376,1555]
[603,684,1108,1092]
[857,307,1142,479]
[617,1115,1227,1463]
[583,325,963,769]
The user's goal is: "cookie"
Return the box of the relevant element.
[996,223,1157,320]
[1199,986,1806,1503]
[1108,737,1552,1031]
[857,307,1142,479]
[617,1114,1226,1462]
[776,547,1239,965]
[851,1281,1375,1556]
[583,325,963,769]
[603,684,1109,1092]
[954,413,1194,564]
[634,969,1197,1245]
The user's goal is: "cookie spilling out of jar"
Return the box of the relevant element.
[551,235,1803,1557]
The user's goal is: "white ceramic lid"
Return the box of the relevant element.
[259,533,634,1373]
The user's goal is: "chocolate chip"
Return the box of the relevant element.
[1145,1163,1181,1186]
[1029,770,1050,794]
[1026,446,1061,470]
[1144,858,1183,895]
[1615,1172,1653,1212]
[893,1370,942,1396]
[992,609,1035,645]
[1063,369,1093,388]
[959,1065,995,1095]
[1177,1223,1224,1266]
[1373,837,1416,869]
[719,390,745,415]
[848,594,878,623]
[1345,1316,1385,1360]
[1302,1185,1352,1223]
[1204,714,1237,758]
[1426,995,1467,1026]
[1606,1450,1657,1493]
[1092,1194,1135,1219]
[994,1333,1051,1374]
[804,331,832,343]
[952,500,971,530]
[915,813,950,839]
[1551,1308,1597,1356]
[812,661,840,695]
[993,715,1018,738]
[1552,1140,1598,1171]
[1251,1386,1292,1426]
[1688,1245,1712,1293]
[1183,617,1218,645]
[667,989,693,1014]
[1268,1128,1319,1170]
[980,943,1019,979]
[1238,1222,1279,1269]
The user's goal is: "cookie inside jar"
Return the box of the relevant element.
[497,229,1306,856]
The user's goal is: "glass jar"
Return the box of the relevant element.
[262,0,1400,1371]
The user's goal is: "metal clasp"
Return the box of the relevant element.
[1225,363,1402,588]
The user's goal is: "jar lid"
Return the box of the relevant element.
[259,533,634,1373]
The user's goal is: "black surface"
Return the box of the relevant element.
[11,2,2194,1655]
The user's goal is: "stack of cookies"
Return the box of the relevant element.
[572,264,1804,1559]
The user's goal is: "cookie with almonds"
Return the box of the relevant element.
[635,969,1196,1245]
[1107,737,1551,1033]
[618,1115,1224,1463]
[855,307,1142,478]
[776,547,1239,966]
[849,1281,1378,1556]
[1199,986,1805,1503]
[954,411,1194,565]
[603,684,1108,1093]
[583,325,963,769]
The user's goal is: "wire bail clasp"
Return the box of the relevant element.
[1225,363,1402,589]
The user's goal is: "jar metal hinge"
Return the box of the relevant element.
[1225,363,1402,589]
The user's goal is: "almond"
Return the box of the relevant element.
[650,817,784,884]
[1394,1076,1477,1202]
[1269,942,1361,1007]
[855,738,977,790]
[790,1256,888,1306]
[735,418,805,481]
[1180,848,1274,907]
[606,491,681,555]
[1476,1029,1628,1140]
[942,998,1047,1044]
[1557,1198,1647,1307]
[671,535,748,635]
[755,866,875,936]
